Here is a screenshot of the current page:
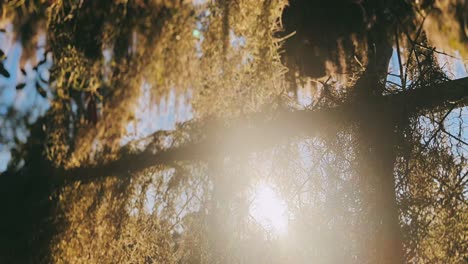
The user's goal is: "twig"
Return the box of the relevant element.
[395,26,406,90]
[415,43,468,61]
[440,128,468,146]
[387,80,403,88]
[403,15,427,85]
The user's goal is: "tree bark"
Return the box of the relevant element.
[356,102,404,263]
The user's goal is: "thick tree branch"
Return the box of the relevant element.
[388,77,468,111]
[64,107,348,182]
[63,77,468,182]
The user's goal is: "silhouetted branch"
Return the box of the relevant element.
[63,77,468,183]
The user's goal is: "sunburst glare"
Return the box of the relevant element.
[250,183,288,235]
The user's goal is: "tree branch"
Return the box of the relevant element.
[62,77,468,183]
[388,77,468,111]
[63,107,348,183]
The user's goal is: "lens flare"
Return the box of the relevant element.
[250,183,288,235]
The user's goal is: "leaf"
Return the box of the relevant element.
[33,56,48,71]
[16,83,26,90]
[38,74,47,83]
[0,63,10,78]
[36,82,47,98]
[37,56,47,67]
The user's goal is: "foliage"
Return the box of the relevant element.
[0,0,467,263]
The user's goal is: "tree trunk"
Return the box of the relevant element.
[356,101,404,263]
[0,120,59,263]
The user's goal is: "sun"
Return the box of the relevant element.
[250,183,288,235]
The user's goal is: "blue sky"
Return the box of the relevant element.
[0,26,52,172]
